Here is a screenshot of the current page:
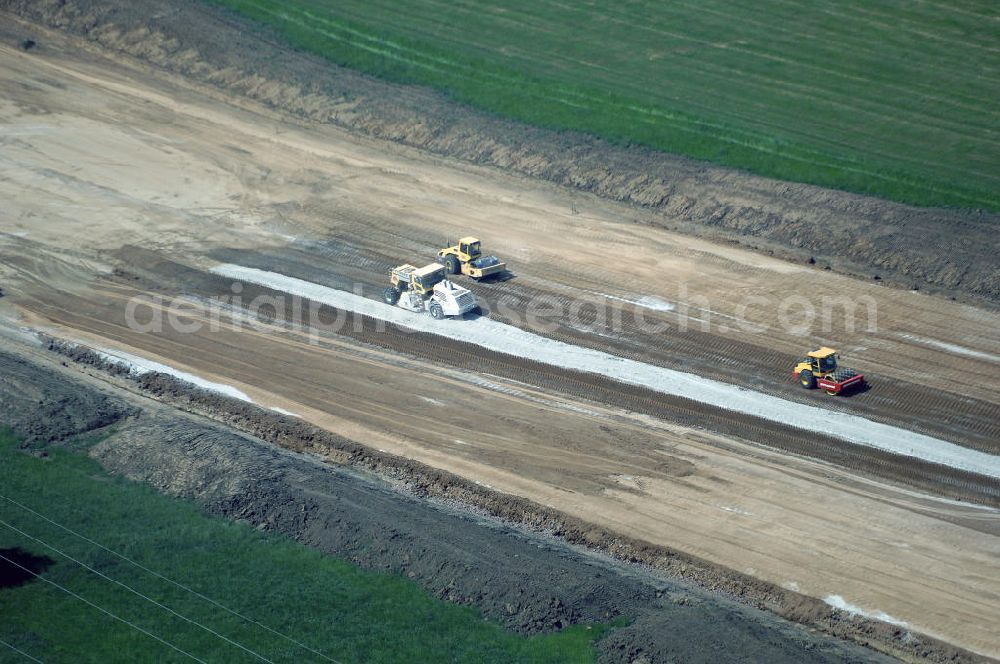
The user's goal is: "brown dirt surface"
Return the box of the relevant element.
[110,263,1000,506]
[2,0,999,304]
[0,345,910,664]
[210,244,1000,458]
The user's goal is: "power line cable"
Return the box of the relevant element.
[0,551,206,664]
[0,637,44,664]
[0,519,275,664]
[0,494,341,664]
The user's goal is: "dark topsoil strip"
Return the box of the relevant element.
[0,349,136,445]
[1,0,999,305]
[20,342,992,663]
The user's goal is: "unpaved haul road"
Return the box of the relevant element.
[213,264,1000,479]
[2,17,1000,658]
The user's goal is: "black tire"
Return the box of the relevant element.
[383,287,400,305]
[429,303,445,320]
[799,369,816,389]
[444,256,460,275]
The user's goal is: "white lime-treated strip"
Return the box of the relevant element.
[898,333,1000,363]
[824,595,908,627]
[212,264,1000,479]
[97,348,254,403]
[593,292,676,312]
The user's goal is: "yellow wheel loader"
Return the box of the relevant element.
[437,237,506,280]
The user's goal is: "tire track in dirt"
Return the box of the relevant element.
[91,255,999,505]
[19,262,1000,505]
[206,241,1000,455]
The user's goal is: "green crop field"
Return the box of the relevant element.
[0,431,605,663]
[207,0,1000,210]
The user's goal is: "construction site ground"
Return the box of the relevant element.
[1,5,999,662]
[2,347,909,664]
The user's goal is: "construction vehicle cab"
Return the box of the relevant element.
[388,263,445,296]
[803,348,839,374]
[438,236,506,280]
[459,238,481,259]
[793,347,865,395]
[383,263,479,319]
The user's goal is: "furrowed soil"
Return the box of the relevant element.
[0,349,905,664]
[2,0,999,304]
[74,255,1000,505]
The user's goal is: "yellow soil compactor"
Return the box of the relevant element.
[793,347,866,395]
[437,237,506,280]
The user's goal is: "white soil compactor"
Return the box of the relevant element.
[383,263,479,319]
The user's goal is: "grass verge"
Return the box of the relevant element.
[203,0,1000,211]
[0,429,606,663]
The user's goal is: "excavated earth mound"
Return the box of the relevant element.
[0,349,134,444]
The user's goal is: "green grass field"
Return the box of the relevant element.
[207,0,1000,210]
[0,430,605,663]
